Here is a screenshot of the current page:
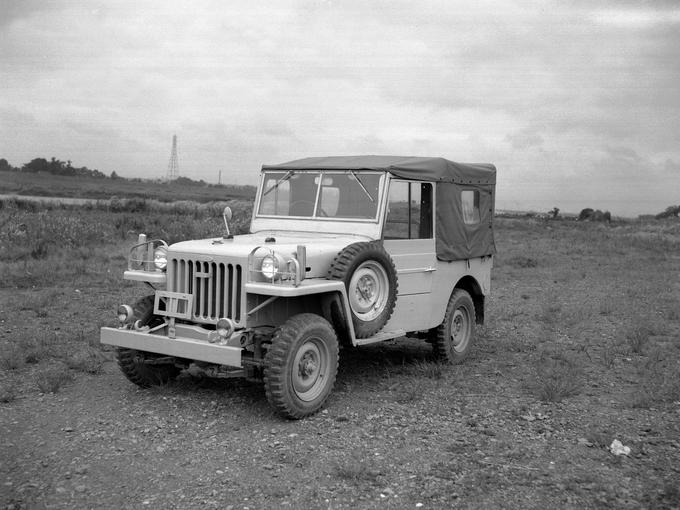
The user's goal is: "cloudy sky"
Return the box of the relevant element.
[1,0,678,216]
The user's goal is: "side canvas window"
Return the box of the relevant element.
[461,190,480,224]
[384,181,433,239]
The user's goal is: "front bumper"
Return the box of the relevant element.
[100,327,242,367]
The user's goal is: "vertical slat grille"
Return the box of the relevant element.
[168,257,243,323]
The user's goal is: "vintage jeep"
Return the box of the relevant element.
[101,156,496,418]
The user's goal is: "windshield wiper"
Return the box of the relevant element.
[350,171,374,203]
[263,170,294,196]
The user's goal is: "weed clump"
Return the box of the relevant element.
[538,302,562,330]
[532,350,583,402]
[508,255,538,268]
[407,359,447,380]
[629,348,680,408]
[333,451,382,484]
[23,332,61,364]
[600,343,619,369]
[65,347,106,374]
[396,377,427,404]
[36,365,72,394]
[626,325,653,354]
[0,379,18,403]
[0,345,24,370]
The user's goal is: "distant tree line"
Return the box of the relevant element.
[655,205,680,219]
[1,156,108,179]
[0,156,255,192]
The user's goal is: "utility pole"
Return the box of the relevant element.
[166,134,179,180]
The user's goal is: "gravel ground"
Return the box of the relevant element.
[2,218,680,509]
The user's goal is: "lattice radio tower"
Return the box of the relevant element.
[166,134,179,180]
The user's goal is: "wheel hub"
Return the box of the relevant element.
[453,315,463,335]
[291,339,329,402]
[299,352,318,378]
[348,262,389,320]
[450,309,469,349]
[356,275,376,302]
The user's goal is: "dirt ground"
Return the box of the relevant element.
[2,216,680,509]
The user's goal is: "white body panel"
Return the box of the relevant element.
[171,232,373,279]
[426,256,493,326]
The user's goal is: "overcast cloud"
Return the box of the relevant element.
[1,0,678,215]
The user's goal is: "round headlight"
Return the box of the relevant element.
[153,246,168,270]
[261,255,278,280]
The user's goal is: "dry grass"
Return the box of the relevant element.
[0,344,24,371]
[625,324,654,354]
[65,347,106,374]
[35,365,73,393]
[333,451,382,484]
[0,169,256,203]
[629,348,680,408]
[405,359,448,380]
[2,200,680,508]
[0,379,18,403]
[532,349,584,402]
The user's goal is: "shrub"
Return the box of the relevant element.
[532,350,583,402]
[0,379,18,403]
[65,348,105,374]
[508,255,538,268]
[22,332,61,364]
[0,345,24,370]
[630,350,680,408]
[625,324,653,354]
[538,303,562,329]
[333,451,382,484]
[599,298,614,316]
[36,365,72,393]
[601,343,619,369]
[396,376,427,404]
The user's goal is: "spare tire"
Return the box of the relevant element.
[327,241,398,338]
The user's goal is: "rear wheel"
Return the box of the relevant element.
[431,289,476,363]
[116,295,180,387]
[264,314,339,419]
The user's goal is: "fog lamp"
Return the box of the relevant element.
[117,304,134,325]
[216,317,235,339]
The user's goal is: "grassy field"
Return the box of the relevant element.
[1,197,679,508]
[0,169,256,203]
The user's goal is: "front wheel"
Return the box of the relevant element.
[431,289,476,363]
[264,314,339,419]
[116,295,180,387]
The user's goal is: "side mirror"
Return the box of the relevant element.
[223,206,233,238]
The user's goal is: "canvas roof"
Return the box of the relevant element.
[262,156,496,185]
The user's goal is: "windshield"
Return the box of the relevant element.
[257,171,382,220]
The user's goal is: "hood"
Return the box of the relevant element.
[169,231,373,278]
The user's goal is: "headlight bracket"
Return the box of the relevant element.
[248,245,305,286]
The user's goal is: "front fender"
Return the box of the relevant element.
[245,280,357,342]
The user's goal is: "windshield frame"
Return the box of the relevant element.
[254,170,385,223]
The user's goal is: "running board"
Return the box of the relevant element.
[353,330,406,346]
